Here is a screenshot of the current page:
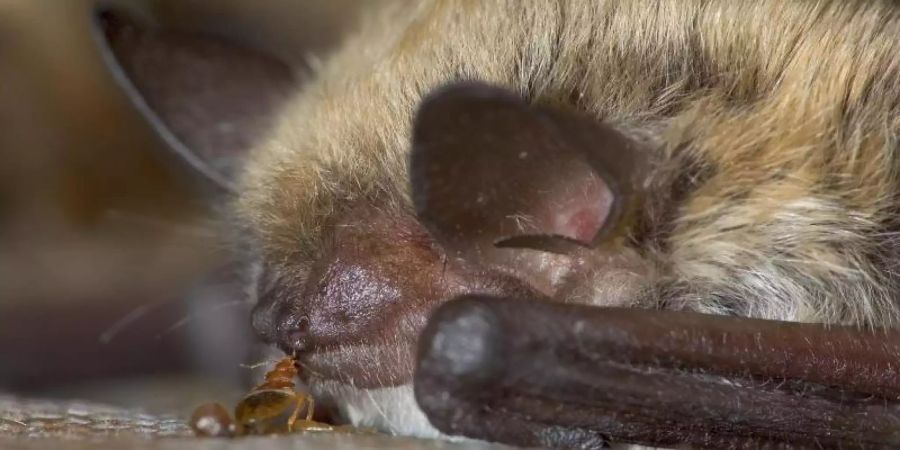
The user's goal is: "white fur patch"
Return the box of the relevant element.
[312,381,669,449]
[312,381,447,439]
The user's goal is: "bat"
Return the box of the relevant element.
[93,2,900,448]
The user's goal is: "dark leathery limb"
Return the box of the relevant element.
[414,296,900,449]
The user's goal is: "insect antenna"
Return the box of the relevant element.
[239,357,285,370]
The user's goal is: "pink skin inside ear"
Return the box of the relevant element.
[546,172,613,243]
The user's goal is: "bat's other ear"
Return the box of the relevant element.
[91,7,298,195]
[409,82,647,261]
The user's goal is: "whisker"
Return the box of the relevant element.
[365,387,397,432]
[154,299,250,340]
[103,209,219,239]
[294,359,328,380]
[98,303,157,344]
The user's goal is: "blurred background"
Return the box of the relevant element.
[0,0,360,417]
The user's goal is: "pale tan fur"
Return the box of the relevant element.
[234,0,900,438]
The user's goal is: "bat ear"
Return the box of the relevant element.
[409,82,647,261]
[91,7,298,195]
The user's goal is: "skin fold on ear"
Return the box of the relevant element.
[91,7,299,194]
[409,82,647,260]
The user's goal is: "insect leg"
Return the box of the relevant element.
[304,396,315,421]
[286,391,304,432]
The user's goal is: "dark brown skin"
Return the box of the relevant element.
[411,82,648,257]
[416,296,900,449]
[95,8,900,449]
[251,203,541,387]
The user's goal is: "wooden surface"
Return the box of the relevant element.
[0,395,519,450]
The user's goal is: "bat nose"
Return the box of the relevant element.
[261,205,482,360]
[276,312,312,354]
[249,286,315,354]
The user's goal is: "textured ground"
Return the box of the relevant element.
[0,395,518,450]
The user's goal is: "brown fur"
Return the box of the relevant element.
[238,0,900,329]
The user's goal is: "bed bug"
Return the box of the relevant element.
[190,355,332,437]
[234,355,330,435]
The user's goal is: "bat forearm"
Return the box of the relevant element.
[415,296,900,449]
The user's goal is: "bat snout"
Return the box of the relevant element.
[255,204,545,385]
[257,207,462,370]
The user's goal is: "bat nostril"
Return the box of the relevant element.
[279,315,312,354]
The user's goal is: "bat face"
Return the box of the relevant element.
[97,1,900,447]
